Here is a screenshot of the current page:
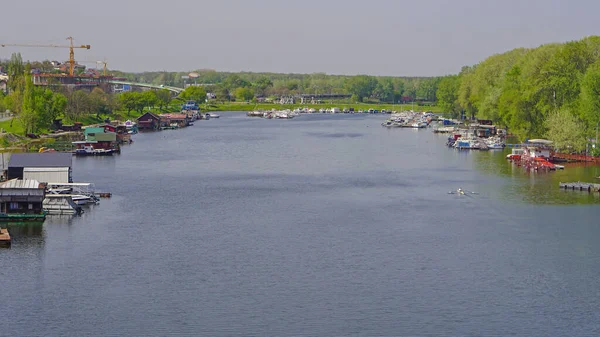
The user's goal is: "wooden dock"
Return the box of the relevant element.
[552,153,600,164]
[559,182,600,192]
[0,228,11,247]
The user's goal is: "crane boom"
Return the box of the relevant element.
[0,36,91,76]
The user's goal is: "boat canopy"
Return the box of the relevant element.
[72,141,99,144]
[527,139,553,145]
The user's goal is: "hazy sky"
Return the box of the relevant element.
[1,0,598,76]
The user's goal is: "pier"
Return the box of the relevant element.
[559,182,600,192]
[0,228,10,247]
[552,153,600,164]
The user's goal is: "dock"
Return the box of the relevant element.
[0,228,11,247]
[559,182,600,192]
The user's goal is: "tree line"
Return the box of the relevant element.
[109,69,441,103]
[435,36,600,152]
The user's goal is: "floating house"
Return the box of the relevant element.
[103,124,131,144]
[159,113,190,128]
[137,112,161,131]
[72,127,120,153]
[83,127,117,145]
[0,179,47,220]
[7,153,73,183]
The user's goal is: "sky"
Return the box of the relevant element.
[1,0,598,76]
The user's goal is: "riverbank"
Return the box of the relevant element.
[0,102,445,150]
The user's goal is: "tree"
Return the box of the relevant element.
[89,87,108,118]
[578,60,600,137]
[214,85,230,103]
[402,84,417,101]
[7,53,24,92]
[156,89,172,110]
[234,87,254,101]
[544,108,587,153]
[344,75,377,102]
[223,74,249,90]
[65,90,90,121]
[179,86,207,103]
[416,78,439,102]
[436,75,460,117]
[51,92,67,124]
[141,91,158,111]
[254,76,273,96]
[35,89,65,130]
[373,78,394,102]
[20,73,37,134]
[119,91,138,116]
[0,92,5,113]
[105,93,120,115]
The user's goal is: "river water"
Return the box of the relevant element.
[2,112,600,337]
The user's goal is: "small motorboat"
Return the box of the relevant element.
[207,113,220,118]
[73,145,115,156]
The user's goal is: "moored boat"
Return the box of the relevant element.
[73,145,115,156]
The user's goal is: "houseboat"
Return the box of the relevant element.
[510,139,557,171]
[0,179,47,222]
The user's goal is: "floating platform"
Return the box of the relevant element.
[0,212,47,222]
[559,182,600,192]
[0,228,11,247]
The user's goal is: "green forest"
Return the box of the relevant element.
[1,35,600,152]
[436,35,600,151]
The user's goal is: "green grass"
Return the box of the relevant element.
[0,119,25,134]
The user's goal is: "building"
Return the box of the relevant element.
[84,127,117,143]
[71,127,120,152]
[137,112,161,130]
[159,113,190,128]
[0,179,46,214]
[7,153,73,183]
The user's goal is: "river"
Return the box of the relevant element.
[2,112,599,336]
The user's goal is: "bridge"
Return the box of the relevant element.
[108,80,184,94]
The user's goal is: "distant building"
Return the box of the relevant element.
[137,112,161,130]
[0,73,8,94]
[7,153,73,183]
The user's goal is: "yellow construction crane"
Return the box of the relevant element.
[0,36,90,76]
[77,59,109,76]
